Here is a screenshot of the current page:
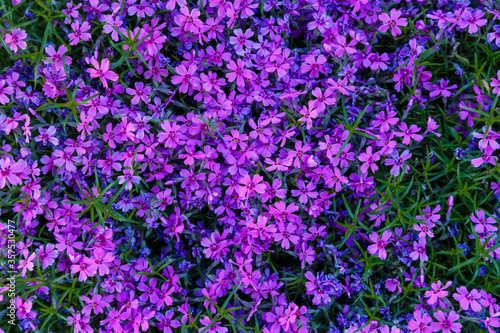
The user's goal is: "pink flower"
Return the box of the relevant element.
[126,82,152,104]
[483,312,500,333]
[491,70,500,95]
[416,205,441,224]
[0,79,14,105]
[409,237,428,262]
[225,59,253,87]
[273,222,300,250]
[45,44,72,70]
[0,158,24,188]
[198,316,227,333]
[367,230,392,260]
[158,121,186,149]
[68,21,92,45]
[453,286,482,312]
[413,222,435,238]
[298,101,319,130]
[229,28,254,50]
[458,9,487,34]
[378,9,408,36]
[372,110,399,133]
[395,122,423,144]
[480,291,500,315]
[324,166,348,192]
[18,252,36,276]
[470,209,498,234]
[86,57,119,88]
[431,311,462,333]
[430,79,458,98]
[425,280,452,305]
[238,174,266,199]
[171,64,201,94]
[80,294,109,316]
[37,244,58,270]
[4,28,27,52]
[384,149,411,177]
[291,179,318,204]
[473,126,500,151]
[385,278,402,293]
[408,310,433,333]
[471,147,498,167]
[358,146,380,173]
[301,54,327,78]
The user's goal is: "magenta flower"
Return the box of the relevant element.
[470,209,498,234]
[453,286,482,312]
[431,311,461,333]
[18,252,36,276]
[458,9,487,34]
[273,222,300,250]
[0,158,24,188]
[416,205,441,224]
[384,278,402,294]
[301,54,327,78]
[37,244,58,270]
[429,79,458,98]
[471,147,498,167]
[45,44,72,70]
[358,146,380,173]
[171,64,201,94]
[4,28,27,52]
[126,82,152,104]
[80,294,110,316]
[158,121,186,149]
[199,316,227,333]
[86,57,119,88]
[384,150,411,177]
[238,174,266,199]
[156,310,181,333]
[491,70,500,95]
[298,101,319,130]
[68,20,92,45]
[229,28,254,50]
[408,310,433,333]
[378,9,408,36]
[425,280,452,305]
[291,179,318,204]
[226,59,253,87]
[473,126,500,151]
[409,237,428,262]
[395,122,423,144]
[0,79,14,105]
[367,230,392,260]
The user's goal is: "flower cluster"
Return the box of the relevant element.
[1,0,500,332]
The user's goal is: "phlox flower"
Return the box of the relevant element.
[395,122,423,145]
[425,280,452,305]
[458,9,487,34]
[298,101,319,130]
[68,20,92,45]
[384,149,411,177]
[358,146,380,173]
[378,9,408,36]
[86,57,119,88]
[431,311,462,333]
[408,310,433,333]
[409,237,428,262]
[453,286,482,312]
[367,230,392,260]
[4,28,27,52]
[470,209,498,234]
[0,158,24,188]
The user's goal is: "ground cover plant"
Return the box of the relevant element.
[1,0,500,332]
